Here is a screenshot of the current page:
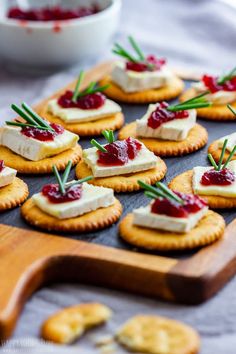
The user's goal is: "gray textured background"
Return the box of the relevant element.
[0,0,236,353]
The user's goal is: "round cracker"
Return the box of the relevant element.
[180,88,236,121]
[40,106,124,136]
[119,211,224,251]
[0,145,82,174]
[75,159,167,193]
[21,197,122,232]
[41,303,112,344]
[118,122,208,157]
[116,315,200,354]
[208,140,236,164]
[169,170,236,209]
[0,177,29,211]
[99,76,184,104]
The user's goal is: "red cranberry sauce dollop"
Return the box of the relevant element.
[126,55,166,72]
[202,75,236,93]
[97,137,142,166]
[8,5,100,21]
[201,168,235,186]
[21,123,64,142]
[42,183,82,203]
[58,90,106,110]
[147,102,189,129]
[0,160,5,173]
[151,192,207,218]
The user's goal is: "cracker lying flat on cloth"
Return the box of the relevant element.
[41,303,112,344]
[116,315,200,354]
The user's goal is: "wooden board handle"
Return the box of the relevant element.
[0,224,176,340]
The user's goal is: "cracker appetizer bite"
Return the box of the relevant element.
[119,93,209,156]
[0,103,82,174]
[0,160,28,211]
[180,66,236,120]
[99,36,184,103]
[21,161,122,232]
[170,139,236,208]
[76,130,167,192]
[119,181,225,251]
[44,70,124,136]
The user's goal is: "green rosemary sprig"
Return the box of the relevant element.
[91,139,107,152]
[167,92,211,112]
[66,176,93,187]
[72,71,84,103]
[72,70,110,102]
[112,36,154,70]
[128,35,145,62]
[53,165,66,195]
[227,104,236,116]
[217,139,228,171]
[5,121,50,130]
[61,160,73,185]
[6,103,54,131]
[91,130,115,152]
[52,161,93,195]
[138,180,184,204]
[102,130,115,144]
[207,154,218,170]
[208,138,236,171]
[217,66,236,85]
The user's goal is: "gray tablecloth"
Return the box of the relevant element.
[1,0,236,353]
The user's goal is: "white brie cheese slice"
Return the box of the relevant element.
[192,160,236,197]
[83,142,158,178]
[218,132,236,152]
[0,125,78,161]
[192,81,236,105]
[0,166,17,187]
[47,98,121,123]
[111,61,173,93]
[32,182,115,219]
[133,204,208,233]
[136,103,196,141]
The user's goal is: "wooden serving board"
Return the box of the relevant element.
[1,61,236,340]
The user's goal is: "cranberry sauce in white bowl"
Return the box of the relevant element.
[0,0,121,70]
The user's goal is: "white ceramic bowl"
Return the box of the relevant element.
[0,0,121,70]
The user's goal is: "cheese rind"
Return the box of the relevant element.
[133,204,208,233]
[32,182,115,219]
[0,166,17,187]
[192,81,236,105]
[136,104,196,141]
[83,142,158,178]
[111,61,173,93]
[218,132,236,152]
[0,126,79,161]
[192,161,236,197]
[47,98,121,123]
